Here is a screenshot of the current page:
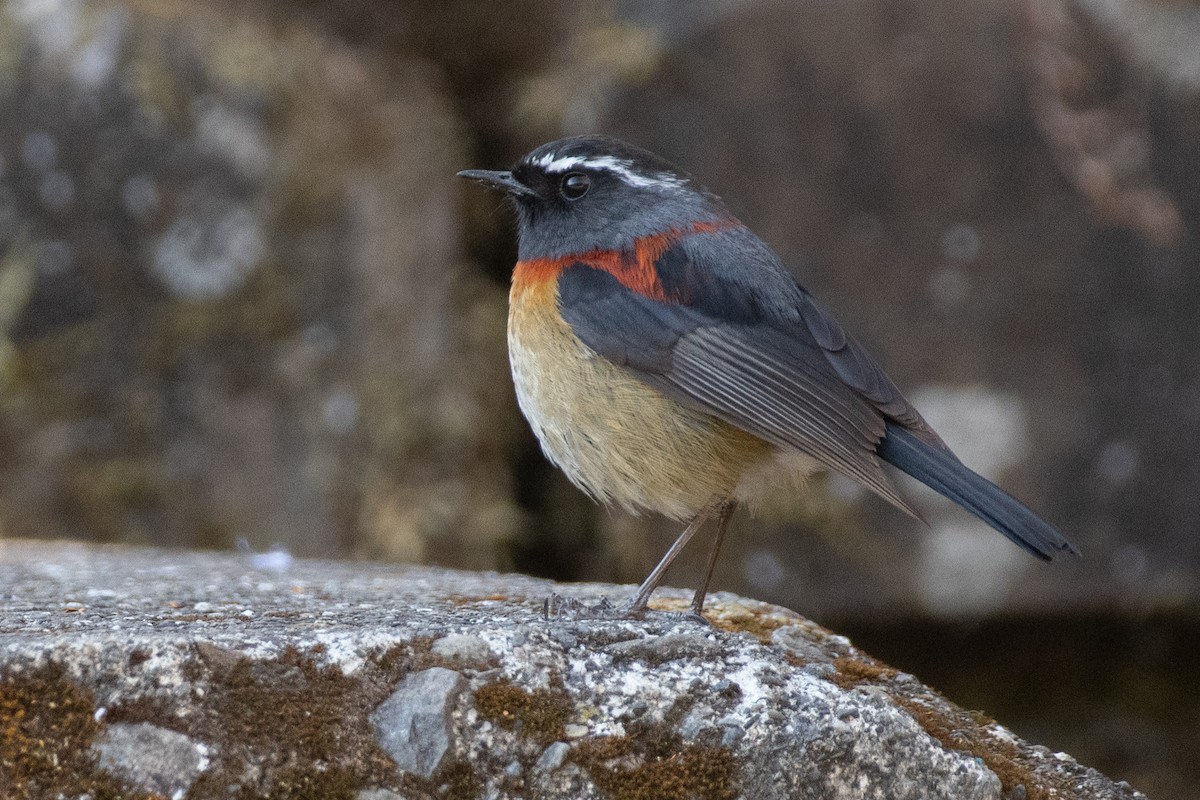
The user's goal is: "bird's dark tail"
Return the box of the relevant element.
[876,421,1078,560]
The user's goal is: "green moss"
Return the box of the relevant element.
[826,654,900,690]
[892,696,1066,800]
[823,651,1065,798]
[121,645,402,799]
[475,677,573,746]
[0,664,151,800]
[571,723,738,800]
[373,636,441,675]
[437,759,484,800]
[238,765,363,800]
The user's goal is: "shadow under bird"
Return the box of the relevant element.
[459,135,1078,619]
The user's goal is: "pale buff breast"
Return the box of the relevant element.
[507,278,784,520]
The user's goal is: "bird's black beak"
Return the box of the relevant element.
[456,169,535,198]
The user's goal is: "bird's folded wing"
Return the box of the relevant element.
[793,288,939,440]
[557,260,921,515]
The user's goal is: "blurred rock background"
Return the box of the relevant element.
[0,0,1196,795]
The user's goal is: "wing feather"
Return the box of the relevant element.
[795,290,941,440]
[665,328,916,512]
[557,250,921,515]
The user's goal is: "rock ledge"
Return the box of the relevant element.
[0,539,1144,800]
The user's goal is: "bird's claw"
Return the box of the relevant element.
[543,593,621,620]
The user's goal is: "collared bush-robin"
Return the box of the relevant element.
[459,135,1076,618]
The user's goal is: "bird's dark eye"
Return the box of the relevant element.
[560,172,590,200]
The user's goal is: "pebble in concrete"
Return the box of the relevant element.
[603,632,725,663]
[92,722,208,798]
[430,633,494,665]
[370,666,464,778]
[535,741,570,772]
[771,625,836,664]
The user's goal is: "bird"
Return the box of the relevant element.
[458,135,1077,619]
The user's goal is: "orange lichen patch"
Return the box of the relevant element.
[572,725,738,800]
[475,678,573,746]
[645,596,809,644]
[512,219,736,301]
[706,607,797,643]
[644,596,691,614]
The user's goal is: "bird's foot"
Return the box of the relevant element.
[543,593,622,620]
[644,607,711,626]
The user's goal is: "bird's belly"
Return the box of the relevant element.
[508,280,773,520]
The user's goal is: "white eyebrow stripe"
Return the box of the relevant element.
[530,153,684,189]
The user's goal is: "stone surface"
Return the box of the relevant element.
[0,539,1147,800]
[370,667,465,778]
[356,789,409,800]
[91,722,209,798]
[535,741,570,772]
[429,633,495,666]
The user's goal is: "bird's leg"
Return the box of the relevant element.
[689,500,736,618]
[624,504,717,618]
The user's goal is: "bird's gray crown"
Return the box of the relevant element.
[521,135,690,190]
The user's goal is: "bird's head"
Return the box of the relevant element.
[458,135,732,261]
